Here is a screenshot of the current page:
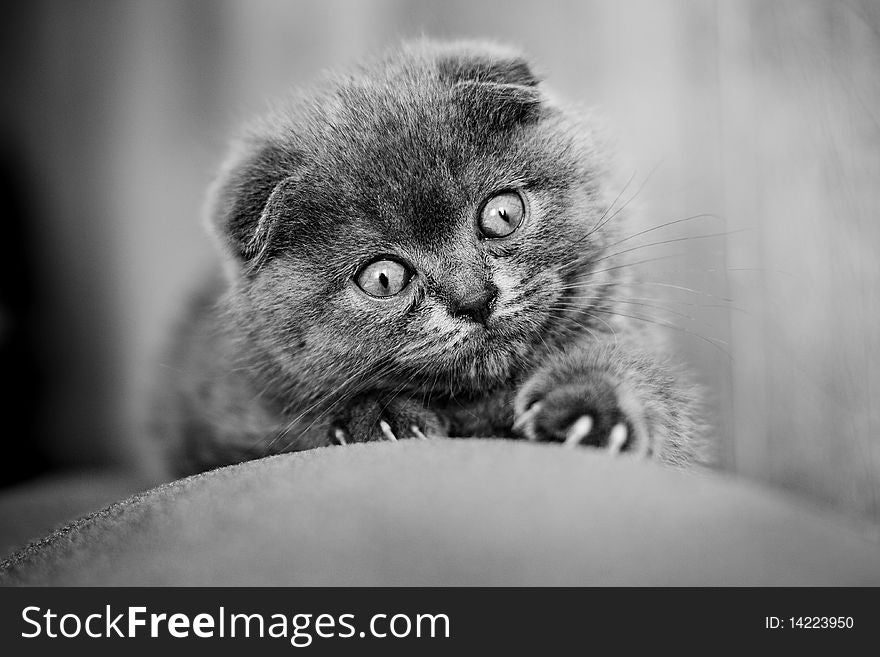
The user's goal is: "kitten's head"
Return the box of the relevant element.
[208,40,616,401]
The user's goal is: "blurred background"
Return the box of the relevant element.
[1,0,878,525]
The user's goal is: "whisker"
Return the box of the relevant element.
[554,309,608,345]
[550,302,618,341]
[556,297,702,324]
[574,160,664,245]
[591,229,746,266]
[582,253,687,278]
[379,360,434,418]
[278,362,400,451]
[558,279,734,304]
[266,358,397,453]
[557,281,740,310]
[586,308,732,358]
[586,169,637,235]
[618,280,736,304]
[601,213,721,251]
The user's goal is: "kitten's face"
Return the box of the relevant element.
[215,43,612,399]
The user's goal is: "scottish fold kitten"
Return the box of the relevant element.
[154,40,706,476]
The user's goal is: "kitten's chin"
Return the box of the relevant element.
[417,326,531,393]
[394,304,555,395]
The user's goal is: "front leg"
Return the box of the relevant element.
[513,342,704,466]
[330,394,448,445]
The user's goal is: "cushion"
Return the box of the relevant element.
[1,439,878,585]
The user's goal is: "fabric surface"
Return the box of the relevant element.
[1,439,878,585]
[0,470,150,558]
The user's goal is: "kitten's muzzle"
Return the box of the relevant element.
[447,282,498,326]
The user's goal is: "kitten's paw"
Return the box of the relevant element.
[329,396,447,445]
[513,372,653,457]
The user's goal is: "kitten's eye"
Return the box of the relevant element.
[355,259,411,298]
[479,191,525,238]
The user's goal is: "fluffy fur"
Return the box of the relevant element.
[153,40,707,476]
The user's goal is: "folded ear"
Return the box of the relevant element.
[433,42,546,127]
[452,79,544,127]
[435,42,541,88]
[206,138,300,273]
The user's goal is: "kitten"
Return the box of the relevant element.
[153,40,707,477]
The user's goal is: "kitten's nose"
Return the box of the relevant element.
[448,283,498,325]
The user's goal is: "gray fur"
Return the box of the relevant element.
[153,40,708,476]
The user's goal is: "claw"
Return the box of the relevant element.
[607,423,628,455]
[332,428,348,446]
[379,420,398,441]
[513,402,543,439]
[410,425,429,440]
[564,415,594,447]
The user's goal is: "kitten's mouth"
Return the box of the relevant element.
[389,272,565,394]
[451,311,513,345]
[422,313,552,392]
